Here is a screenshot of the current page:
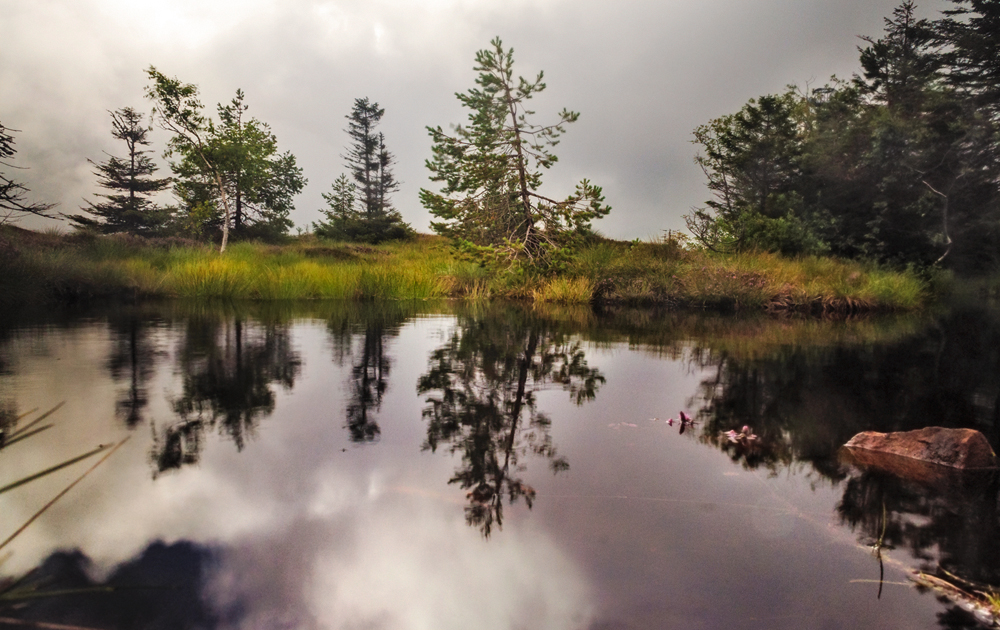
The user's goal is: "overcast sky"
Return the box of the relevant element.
[1,0,947,239]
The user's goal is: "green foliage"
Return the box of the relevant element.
[70,107,171,235]
[169,89,305,243]
[420,37,610,269]
[316,99,411,243]
[145,67,233,252]
[0,227,928,313]
[686,1,1000,272]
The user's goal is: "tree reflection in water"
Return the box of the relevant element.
[152,315,301,474]
[326,302,410,444]
[417,306,604,537]
[680,304,1000,628]
[106,311,163,428]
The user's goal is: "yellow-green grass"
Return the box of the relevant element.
[0,227,931,312]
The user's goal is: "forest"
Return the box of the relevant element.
[686,0,1000,273]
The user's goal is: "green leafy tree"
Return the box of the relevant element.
[0,121,55,224]
[145,67,234,252]
[171,90,305,242]
[685,91,820,254]
[420,37,610,268]
[70,107,171,234]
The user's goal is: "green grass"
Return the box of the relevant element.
[0,226,932,312]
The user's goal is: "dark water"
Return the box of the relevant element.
[1,299,999,629]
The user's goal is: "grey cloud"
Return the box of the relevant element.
[1,0,945,238]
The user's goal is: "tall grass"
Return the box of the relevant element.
[0,227,930,312]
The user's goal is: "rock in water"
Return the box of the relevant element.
[844,427,998,470]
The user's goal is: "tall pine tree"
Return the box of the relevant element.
[319,98,410,243]
[344,98,398,219]
[71,107,170,234]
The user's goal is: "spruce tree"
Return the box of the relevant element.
[344,98,399,219]
[72,107,170,234]
[323,98,410,243]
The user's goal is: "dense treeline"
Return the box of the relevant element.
[687,0,1000,272]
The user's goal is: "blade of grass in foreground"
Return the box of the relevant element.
[0,616,108,630]
[0,444,117,496]
[4,403,65,444]
[0,438,129,553]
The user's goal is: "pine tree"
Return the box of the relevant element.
[71,107,170,234]
[344,98,399,219]
[420,37,609,267]
[321,98,410,243]
[937,0,1000,120]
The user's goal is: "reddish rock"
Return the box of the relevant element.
[844,427,998,470]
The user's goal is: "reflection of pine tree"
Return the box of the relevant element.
[325,302,410,444]
[152,317,301,474]
[417,306,603,537]
[345,329,389,443]
[106,313,161,428]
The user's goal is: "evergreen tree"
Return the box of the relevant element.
[685,91,814,254]
[344,98,398,218]
[937,0,1000,120]
[0,121,55,223]
[319,98,410,243]
[313,173,358,238]
[71,107,170,234]
[420,38,609,268]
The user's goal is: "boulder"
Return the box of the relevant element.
[844,427,998,470]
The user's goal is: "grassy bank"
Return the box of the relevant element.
[0,226,932,312]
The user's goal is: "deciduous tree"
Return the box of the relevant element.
[170,90,305,242]
[145,67,234,252]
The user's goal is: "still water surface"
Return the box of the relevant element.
[1,300,999,629]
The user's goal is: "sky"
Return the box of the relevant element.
[1,0,947,240]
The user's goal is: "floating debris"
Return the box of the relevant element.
[724,425,759,446]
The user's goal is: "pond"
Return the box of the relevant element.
[1,299,999,629]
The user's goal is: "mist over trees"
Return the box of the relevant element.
[686,0,1000,272]
[0,121,55,224]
